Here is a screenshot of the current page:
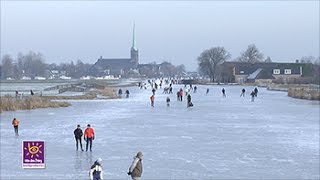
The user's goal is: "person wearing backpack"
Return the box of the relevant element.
[127,151,143,180]
[90,158,103,180]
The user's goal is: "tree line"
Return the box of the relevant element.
[1,46,318,81]
[0,51,92,80]
[0,51,186,79]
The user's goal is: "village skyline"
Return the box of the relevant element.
[1,1,319,71]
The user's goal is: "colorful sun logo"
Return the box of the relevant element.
[24,142,43,158]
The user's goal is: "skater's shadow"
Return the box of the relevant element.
[85,151,93,164]
[74,151,93,172]
[74,151,83,170]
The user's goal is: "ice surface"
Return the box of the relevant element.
[1,85,319,179]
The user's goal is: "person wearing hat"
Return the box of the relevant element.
[90,158,103,180]
[127,151,143,180]
[73,124,84,151]
[84,124,95,151]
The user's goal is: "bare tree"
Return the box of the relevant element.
[17,53,25,78]
[238,44,264,63]
[300,56,315,64]
[159,61,178,77]
[197,47,231,82]
[264,56,272,63]
[314,57,320,65]
[175,64,186,76]
[1,54,15,79]
[21,51,46,78]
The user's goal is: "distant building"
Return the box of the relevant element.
[137,64,160,78]
[222,61,314,84]
[91,24,139,77]
[34,76,46,80]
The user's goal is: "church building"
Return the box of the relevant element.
[91,25,139,77]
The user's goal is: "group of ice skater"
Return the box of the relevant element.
[73,124,143,180]
[118,89,130,98]
[73,124,95,152]
[136,79,260,108]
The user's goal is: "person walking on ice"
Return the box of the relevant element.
[90,158,103,180]
[150,95,155,107]
[152,88,156,95]
[187,94,193,107]
[179,88,183,101]
[125,90,130,98]
[222,88,226,97]
[254,87,258,97]
[176,91,180,101]
[250,91,255,102]
[128,151,143,180]
[84,124,95,151]
[240,88,246,97]
[193,86,197,93]
[73,124,84,151]
[166,96,170,107]
[118,89,123,97]
[12,118,20,136]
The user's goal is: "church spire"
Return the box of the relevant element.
[132,22,136,50]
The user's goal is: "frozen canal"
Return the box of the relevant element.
[1,85,319,179]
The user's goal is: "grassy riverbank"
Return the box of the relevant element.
[288,87,320,100]
[266,83,320,100]
[45,87,118,100]
[0,96,71,113]
[0,87,118,113]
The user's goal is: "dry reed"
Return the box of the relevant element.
[0,96,71,113]
[288,87,320,100]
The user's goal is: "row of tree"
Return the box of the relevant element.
[0,51,92,80]
[138,61,186,78]
[1,52,46,80]
[1,46,318,80]
[0,51,186,79]
[197,44,320,82]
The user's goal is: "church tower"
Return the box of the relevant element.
[130,22,139,67]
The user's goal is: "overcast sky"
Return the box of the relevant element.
[1,1,319,71]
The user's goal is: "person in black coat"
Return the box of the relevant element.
[125,90,130,98]
[187,94,193,107]
[240,88,246,97]
[74,124,84,151]
[118,89,123,97]
[250,91,255,102]
[254,87,258,97]
[222,88,226,97]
